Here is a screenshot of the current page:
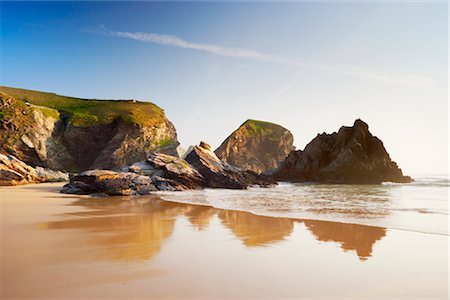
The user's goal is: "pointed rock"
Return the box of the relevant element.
[185,142,275,189]
[274,119,412,184]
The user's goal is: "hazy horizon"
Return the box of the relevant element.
[1,1,448,174]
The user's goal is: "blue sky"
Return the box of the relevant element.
[1,1,448,174]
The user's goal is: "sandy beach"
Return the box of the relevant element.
[0,183,448,299]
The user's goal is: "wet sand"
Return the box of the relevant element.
[0,183,448,299]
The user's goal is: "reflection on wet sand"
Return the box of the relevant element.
[218,210,294,247]
[185,205,216,230]
[42,197,188,261]
[41,196,387,262]
[303,220,386,260]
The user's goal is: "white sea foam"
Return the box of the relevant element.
[156,175,449,236]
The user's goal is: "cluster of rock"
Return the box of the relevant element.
[274,119,411,184]
[0,154,68,186]
[0,85,412,188]
[61,142,275,196]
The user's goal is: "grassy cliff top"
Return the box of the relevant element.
[0,86,166,126]
[241,119,289,139]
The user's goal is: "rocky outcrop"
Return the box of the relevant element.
[0,87,179,172]
[215,119,294,175]
[185,142,275,189]
[62,147,275,195]
[61,170,157,195]
[0,154,68,186]
[62,153,205,195]
[127,153,205,189]
[274,119,411,184]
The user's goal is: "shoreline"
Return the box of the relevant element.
[1,181,448,237]
[1,183,448,299]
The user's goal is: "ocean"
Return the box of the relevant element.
[157,174,449,236]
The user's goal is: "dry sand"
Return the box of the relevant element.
[0,183,448,299]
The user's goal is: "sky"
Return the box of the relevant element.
[0,1,448,174]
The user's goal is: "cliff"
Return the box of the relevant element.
[0,87,179,172]
[215,119,294,174]
[274,119,411,184]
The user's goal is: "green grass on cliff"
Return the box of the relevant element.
[0,86,166,126]
[158,138,177,147]
[33,105,60,120]
[242,119,286,140]
[0,111,12,120]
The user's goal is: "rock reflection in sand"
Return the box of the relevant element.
[218,210,294,247]
[40,195,387,261]
[303,220,386,260]
[42,196,187,261]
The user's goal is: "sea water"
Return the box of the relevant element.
[157,174,449,235]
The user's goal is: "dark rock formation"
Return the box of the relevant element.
[0,87,179,172]
[274,119,411,184]
[215,119,294,174]
[0,154,68,186]
[185,142,275,189]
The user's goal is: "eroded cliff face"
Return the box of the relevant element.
[0,89,179,172]
[0,92,68,169]
[62,118,178,171]
[274,119,411,184]
[215,119,294,174]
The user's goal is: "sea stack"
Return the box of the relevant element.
[274,119,411,184]
[215,119,294,174]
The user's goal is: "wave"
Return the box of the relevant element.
[383,176,450,187]
[155,176,449,236]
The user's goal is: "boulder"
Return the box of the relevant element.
[0,153,68,186]
[35,166,69,182]
[146,153,205,189]
[61,170,157,196]
[185,142,275,189]
[215,119,294,174]
[274,119,412,184]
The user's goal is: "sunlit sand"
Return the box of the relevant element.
[0,183,447,299]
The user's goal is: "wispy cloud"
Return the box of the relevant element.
[95,25,433,89]
[97,25,277,62]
